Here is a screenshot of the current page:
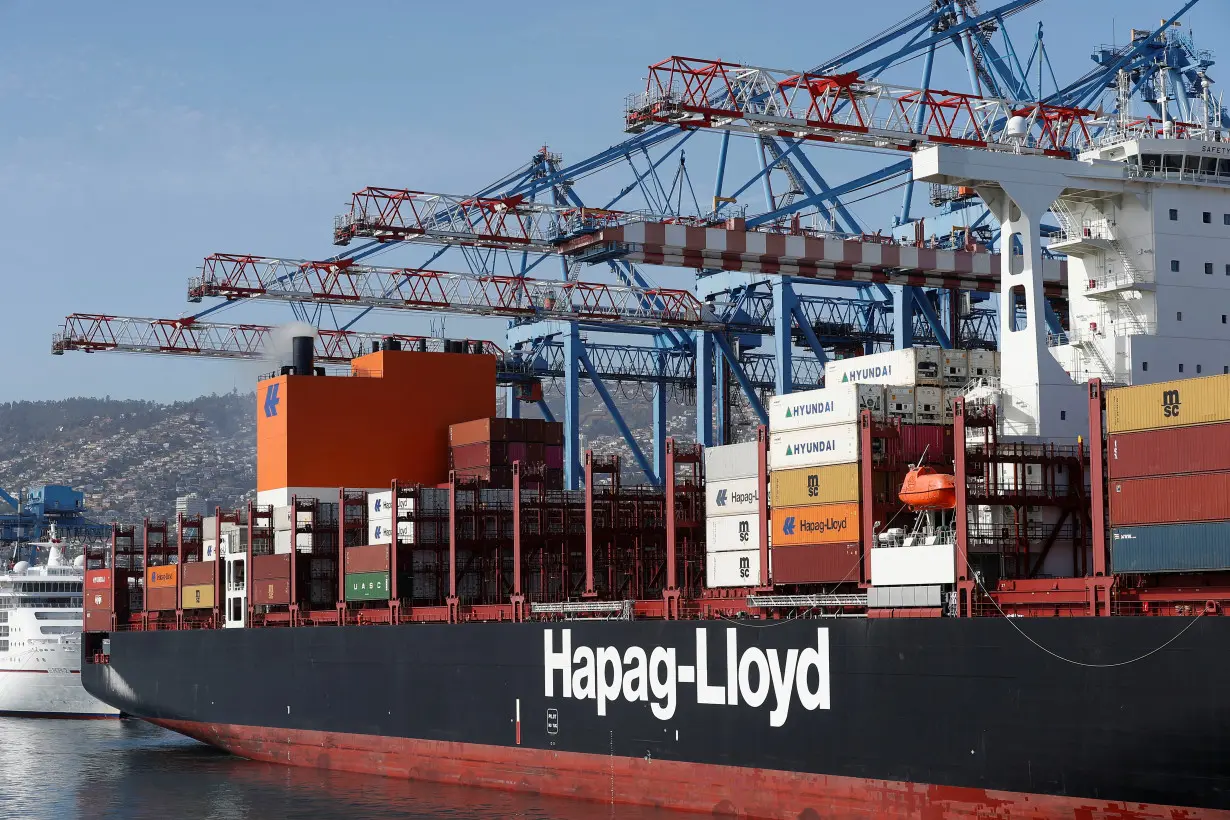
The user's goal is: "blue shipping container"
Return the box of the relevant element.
[1111,521,1230,574]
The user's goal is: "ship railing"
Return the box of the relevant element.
[529,599,635,620]
[747,593,868,611]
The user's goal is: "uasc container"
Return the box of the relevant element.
[346,571,391,601]
[770,423,859,471]
[1106,373,1230,434]
[1108,423,1230,479]
[771,463,859,507]
[773,542,861,584]
[1111,522,1230,574]
[1109,471,1230,526]
[772,502,859,546]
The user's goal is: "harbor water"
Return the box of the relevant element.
[0,718,676,820]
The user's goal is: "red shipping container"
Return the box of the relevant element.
[84,609,112,632]
[451,442,511,469]
[253,578,291,606]
[523,418,545,443]
[1110,471,1230,526]
[900,424,953,463]
[85,588,113,612]
[543,421,563,446]
[252,553,291,581]
[346,544,390,574]
[1109,423,1230,479]
[181,561,217,586]
[506,418,527,442]
[545,445,564,469]
[526,442,546,462]
[772,543,861,584]
[145,586,178,612]
[84,569,112,590]
[508,442,528,463]
[449,417,515,447]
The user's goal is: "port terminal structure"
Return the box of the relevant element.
[53,0,1220,493]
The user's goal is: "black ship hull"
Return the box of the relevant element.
[83,617,1230,818]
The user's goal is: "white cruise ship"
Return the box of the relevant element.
[0,533,120,717]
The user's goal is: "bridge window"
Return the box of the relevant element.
[1142,362,1149,372]
[1225,214,1230,226]
[1207,263,1214,275]
[1221,160,1230,178]
[1180,364,1185,373]
[1198,365,1203,374]
[1202,158,1218,175]
[1171,260,1180,272]
[1164,155,1183,172]
[1178,312,1183,321]
[1143,154,1161,171]
[1008,285,1027,331]
[1204,212,1212,224]
[1168,208,1178,221]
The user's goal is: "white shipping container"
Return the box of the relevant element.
[706,514,763,553]
[915,386,943,423]
[824,347,942,387]
[706,549,763,588]
[770,423,859,470]
[768,384,885,432]
[941,389,960,424]
[273,505,292,531]
[367,519,415,545]
[887,386,916,423]
[203,539,218,561]
[367,491,394,518]
[706,477,762,518]
[968,350,999,380]
[274,529,292,555]
[295,532,314,551]
[941,349,968,386]
[704,441,760,482]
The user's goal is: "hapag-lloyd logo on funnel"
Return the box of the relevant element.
[544,627,830,726]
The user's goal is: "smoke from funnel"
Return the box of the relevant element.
[264,322,319,369]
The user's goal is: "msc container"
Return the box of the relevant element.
[346,571,391,601]
[145,586,178,611]
[181,584,215,609]
[84,569,112,590]
[768,383,885,433]
[1108,423,1230,479]
[824,347,942,388]
[252,553,291,581]
[886,387,916,423]
[771,502,860,547]
[1106,373,1230,434]
[968,349,999,380]
[704,441,760,481]
[705,513,763,553]
[915,387,943,425]
[451,441,511,469]
[772,543,861,584]
[181,561,216,587]
[770,423,859,470]
[146,565,177,589]
[253,578,291,606]
[771,463,859,507]
[367,519,414,545]
[346,544,391,574]
[705,476,761,518]
[941,349,968,387]
[705,549,763,588]
[1111,521,1230,574]
[449,417,516,447]
[1110,471,1230,526]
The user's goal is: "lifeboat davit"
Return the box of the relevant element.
[898,465,957,510]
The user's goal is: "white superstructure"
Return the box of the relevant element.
[0,539,120,717]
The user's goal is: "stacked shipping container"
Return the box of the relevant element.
[703,441,763,588]
[1107,373,1230,573]
[449,418,565,490]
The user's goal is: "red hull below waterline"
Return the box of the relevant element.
[152,719,1225,820]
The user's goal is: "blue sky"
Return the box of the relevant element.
[1,0,1226,402]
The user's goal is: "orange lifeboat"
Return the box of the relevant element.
[898,465,957,510]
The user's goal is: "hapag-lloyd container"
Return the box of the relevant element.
[1106,373,1230,434]
[147,565,177,589]
[1111,521,1230,573]
[768,384,885,433]
[770,423,858,470]
[1109,471,1230,526]
[703,441,760,481]
[824,347,942,387]
[705,476,761,518]
[1108,423,1230,479]
[705,549,763,588]
[772,542,861,584]
[771,463,859,507]
[368,519,414,545]
[771,502,860,546]
[705,513,763,553]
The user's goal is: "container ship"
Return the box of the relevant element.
[77,69,1230,819]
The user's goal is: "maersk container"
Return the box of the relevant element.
[705,513,762,553]
[770,423,859,470]
[705,476,761,518]
[1108,423,1230,479]
[770,463,859,507]
[824,347,942,388]
[1109,471,1230,526]
[1111,522,1230,574]
[1106,373,1230,434]
[703,441,760,482]
[346,571,391,601]
[705,549,762,588]
[768,383,885,433]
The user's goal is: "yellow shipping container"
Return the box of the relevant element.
[1107,373,1230,434]
[771,463,859,507]
[181,584,215,609]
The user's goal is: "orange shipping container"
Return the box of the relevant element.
[257,349,497,493]
[147,565,177,589]
[771,502,860,546]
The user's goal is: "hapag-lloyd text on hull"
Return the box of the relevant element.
[544,627,830,726]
